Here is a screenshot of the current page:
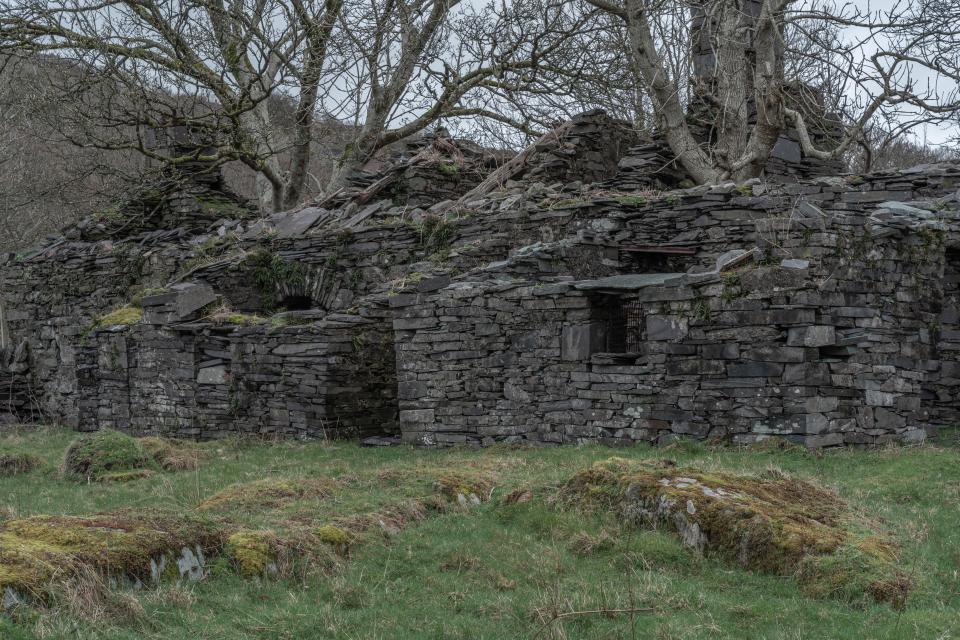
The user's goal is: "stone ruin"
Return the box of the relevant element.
[2,110,960,448]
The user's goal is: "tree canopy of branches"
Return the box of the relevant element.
[0,0,592,212]
[582,0,960,183]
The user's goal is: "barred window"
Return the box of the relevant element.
[591,294,643,354]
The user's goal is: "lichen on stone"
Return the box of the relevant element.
[558,457,911,607]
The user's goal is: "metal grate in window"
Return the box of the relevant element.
[593,295,643,353]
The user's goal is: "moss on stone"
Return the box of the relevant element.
[0,452,42,477]
[61,430,154,481]
[196,477,335,512]
[225,530,278,577]
[95,306,143,328]
[315,525,353,554]
[558,458,910,607]
[0,512,221,598]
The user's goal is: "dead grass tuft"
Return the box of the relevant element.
[140,437,208,471]
[50,565,147,627]
[569,531,613,556]
[0,452,43,477]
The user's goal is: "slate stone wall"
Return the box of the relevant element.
[393,242,935,447]
[0,242,187,426]
[392,163,960,447]
[76,305,397,439]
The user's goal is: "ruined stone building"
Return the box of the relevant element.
[2,110,960,448]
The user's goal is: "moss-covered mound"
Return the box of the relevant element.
[197,477,335,512]
[0,452,42,477]
[558,458,911,608]
[61,430,154,481]
[0,512,222,600]
[225,530,281,577]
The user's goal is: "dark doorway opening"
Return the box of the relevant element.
[280,295,314,311]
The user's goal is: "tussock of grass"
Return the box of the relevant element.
[314,525,353,554]
[557,457,910,607]
[0,512,221,600]
[49,565,147,627]
[0,452,42,477]
[61,430,154,481]
[61,431,205,483]
[205,304,268,326]
[196,477,336,512]
[140,437,206,471]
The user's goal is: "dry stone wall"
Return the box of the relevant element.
[393,163,960,447]
[392,231,937,447]
[75,304,397,439]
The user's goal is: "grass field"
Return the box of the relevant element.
[0,425,959,640]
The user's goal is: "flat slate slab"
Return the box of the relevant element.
[574,272,720,291]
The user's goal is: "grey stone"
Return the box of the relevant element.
[787,325,835,347]
[197,365,228,385]
[646,316,689,341]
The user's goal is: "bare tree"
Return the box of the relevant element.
[0,0,587,213]
[581,0,960,184]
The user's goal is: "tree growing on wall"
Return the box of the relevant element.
[582,0,960,183]
[0,0,590,213]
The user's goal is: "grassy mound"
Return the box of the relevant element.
[61,430,154,481]
[558,457,911,608]
[197,477,335,512]
[0,452,42,477]
[0,512,222,600]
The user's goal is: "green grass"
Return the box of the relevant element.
[1,426,959,639]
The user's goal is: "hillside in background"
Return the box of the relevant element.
[0,55,357,253]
